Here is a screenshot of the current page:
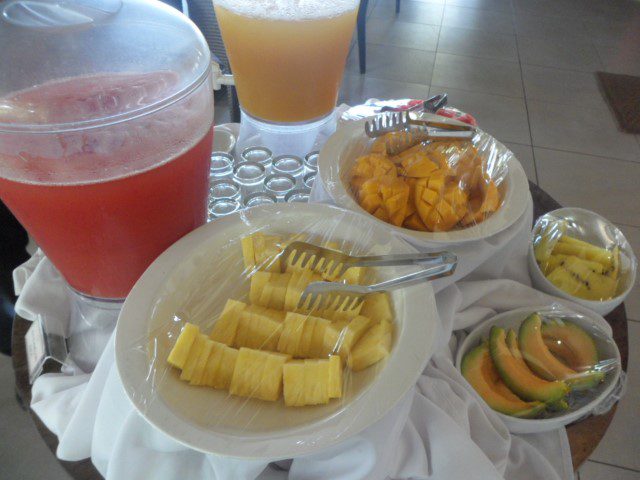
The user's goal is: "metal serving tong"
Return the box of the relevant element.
[280,242,457,311]
[364,109,475,138]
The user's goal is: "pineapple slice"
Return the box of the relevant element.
[180,333,207,381]
[209,299,245,345]
[283,358,337,407]
[546,258,617,300]
[268,272,292,310]
[328,355,342,399]
[260,351,292,401]
[545,254,604,275]
[277,313,307,357]
[278,313,331,358]
[202,341,226,387]
[229,348,290,401]
[253,233,284,272]
[283,361,307,407]
[241,236,256,269]
[360,293,393,324]
[246,304,287,322]
[553,236,613,267]
[190,339,215,386]
[347,320,393,371]
[214,346,239,390]
[304,360,330,405]
[167,323,200,369]
[249,271,272,305]
[234,311,283,351]
[323,315,372,359]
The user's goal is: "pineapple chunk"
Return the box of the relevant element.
[214,346,239,389]
[167,323,200,369]
[180,334,206,381]
[360,293,393,324]
[249,271,272,305]
[209,299,245,345]
[229,348,289,401]
[347,320,393,371]
[328,355,342,398]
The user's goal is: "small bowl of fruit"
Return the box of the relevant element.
[529,207,637,316]
[456,306,621,434]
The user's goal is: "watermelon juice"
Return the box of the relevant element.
[0,72,214,299]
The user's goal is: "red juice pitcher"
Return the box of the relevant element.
[0,0,214,303]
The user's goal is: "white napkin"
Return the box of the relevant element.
[13,191,577,480]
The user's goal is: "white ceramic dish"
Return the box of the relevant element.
[528,207,637,316]
[318,119,530,244]
[455,306,621,434]
[115,203,439,459]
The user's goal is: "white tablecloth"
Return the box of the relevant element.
[14,189,580,480]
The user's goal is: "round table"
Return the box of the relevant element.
[11,181,630,480]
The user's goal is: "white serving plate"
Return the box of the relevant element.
[528,207,637,316]
[455,306,621,434]
[115,203,439,459]
[318,119,530,244]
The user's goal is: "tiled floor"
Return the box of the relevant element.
[2,0,640,478]
[341,0,640,478]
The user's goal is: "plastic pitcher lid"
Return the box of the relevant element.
[0,0,211,132]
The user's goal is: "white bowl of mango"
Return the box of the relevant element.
[318,116,530,244]
[528,207,637,316]
[115,203,440,459]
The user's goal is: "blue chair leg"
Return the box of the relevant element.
[357,0,369,74]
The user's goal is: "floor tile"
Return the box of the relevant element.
[518,36,603,73]
[527,101,640,162]
[582,17,640,48]
[442,5,514,33]
[535,148,640,226]
[513,0,579,18]
[339,74,430,105]
[596,45,640,77]
[521,65,609,113]
[502,142,537,183]
[514,13,592,43]
[346,43,436,84]
[437,26,518,62]
[365,18,439,51]
[429,86,530,144]
[589,321,640,471]
[579,461,640,480]
[444,0,513,13]
[370,0,444,25]
[431,53,523,97]
[578,0,640,21]
[0,356,71,480]
[615,224,640,322]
